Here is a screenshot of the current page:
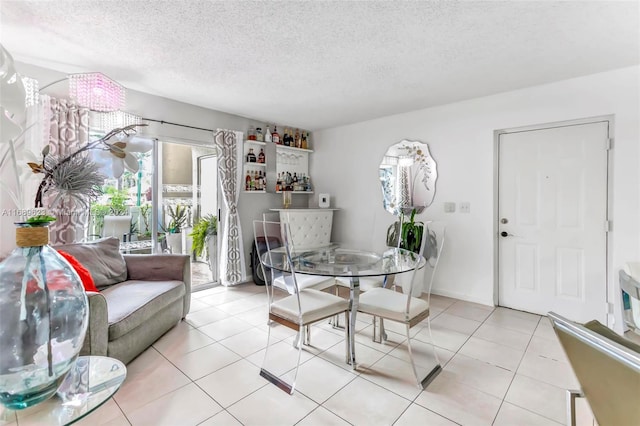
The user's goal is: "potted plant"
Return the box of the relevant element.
[189,214,218,273]
[89,186,130,238]
[164,204,188,253]
[386,208,424,254]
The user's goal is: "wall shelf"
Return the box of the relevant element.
[243,139,313,193]
[276,145,313,153]
[276,191,314,194]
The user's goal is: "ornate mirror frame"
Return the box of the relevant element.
[379,139,438,216]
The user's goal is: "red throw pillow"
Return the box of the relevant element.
[57,250,99,292]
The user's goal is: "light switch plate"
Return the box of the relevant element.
[319,193,330,208]
[459,202,471,213]
[444,202,456,213]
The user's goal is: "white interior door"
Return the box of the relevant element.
[498,121,609,322]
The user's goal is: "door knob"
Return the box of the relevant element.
[500,231,519,238]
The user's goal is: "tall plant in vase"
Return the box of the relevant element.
[0,123,149,409]
[165,204,188,254]
[0,43,154,408]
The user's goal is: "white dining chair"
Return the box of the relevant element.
[548,311,640,426]
[357,221,446,388]
[330,214,407,329]
[254,220,350,394]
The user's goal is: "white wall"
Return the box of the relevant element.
[312,66,640,329]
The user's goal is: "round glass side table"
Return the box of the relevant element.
[0,356,127,425]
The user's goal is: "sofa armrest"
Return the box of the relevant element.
[123,254,192,317]
[80,291,108,357]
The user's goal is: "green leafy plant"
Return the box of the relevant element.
[25,215,56,226]
[386,209,424,254]
[167,204,188,234]
[89,186,130,236]
[104,186,129,215]
[189,214,218,258]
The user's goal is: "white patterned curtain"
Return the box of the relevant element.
[215,129,246,286]
[46,97,89,245]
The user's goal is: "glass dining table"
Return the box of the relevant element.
[261,244,425,367]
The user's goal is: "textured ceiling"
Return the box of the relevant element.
[1,1,638,130]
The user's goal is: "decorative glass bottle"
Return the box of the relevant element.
[0,223,88,410]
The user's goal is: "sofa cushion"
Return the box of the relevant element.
[101,280,185,340]
[54,237,127,288]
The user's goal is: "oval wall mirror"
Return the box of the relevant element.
[379,139,438,216]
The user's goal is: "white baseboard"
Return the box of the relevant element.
[431,288,494,308]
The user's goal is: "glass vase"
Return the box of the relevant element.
[0,223,88,410]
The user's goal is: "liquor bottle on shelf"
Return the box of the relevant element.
[305,132,311,149]
[258,148,265,164]
[292,172,298,183]
[245,171,251,191]
[284,171,292,191]
[256,127,263,142]
[294,128,301,148]
[282,128,289,146]
[265,125,272,143]
[246,148,256,163]
[247,125,256,141]
[272,126,280,144]
[301,132,308,149]
[276,173,281,192]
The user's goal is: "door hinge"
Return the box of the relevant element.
[605,220,612,232]
[606,138,613,151]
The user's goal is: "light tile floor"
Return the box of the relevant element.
[8,283,600,426]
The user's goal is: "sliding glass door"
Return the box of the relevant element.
[157,140,218,290]
[87,133,219,291]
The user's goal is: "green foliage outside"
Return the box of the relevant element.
[167,204,188,234]
[90,186,130,236]
[189,214,218,258]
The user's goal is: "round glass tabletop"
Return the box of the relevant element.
[261,244,424,278]
[0,356,126,425]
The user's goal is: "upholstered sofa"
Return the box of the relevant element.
[55,237,191,364]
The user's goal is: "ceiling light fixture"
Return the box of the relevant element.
[94,110,142,132]
[67,72,125,112]
[21,76,39,108]
[35,72,126,112]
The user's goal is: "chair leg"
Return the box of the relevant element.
[331,285,344,329]
[372,316,380,343]
[407,318,442,389]
[344,311,350,364]
[406,324,422,388]
[304,324,311,345]
[380,318,387,341]
[260,319,303,394]
[426,317,441,366]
